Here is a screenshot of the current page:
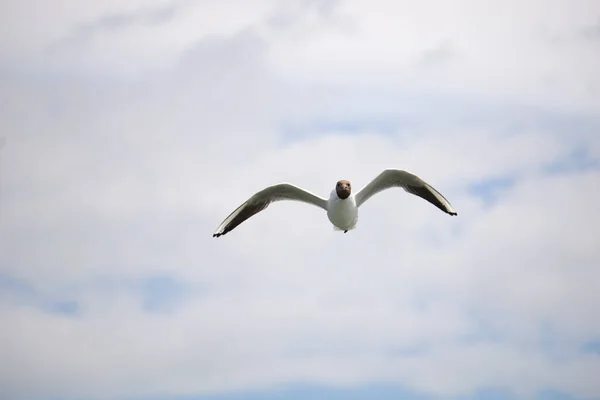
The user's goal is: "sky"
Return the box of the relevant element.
[1,0,600,399]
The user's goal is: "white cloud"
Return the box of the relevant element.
[1,1,600,400]
[1,0,278,76]
[4,0,599,113]
[266,0,600,113]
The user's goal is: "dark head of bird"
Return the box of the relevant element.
[336,180,352,199]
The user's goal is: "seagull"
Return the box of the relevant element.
[213,168,457,237]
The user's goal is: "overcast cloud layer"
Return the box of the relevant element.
[1,1,600,400]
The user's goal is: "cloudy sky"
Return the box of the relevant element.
[1,0,600,399]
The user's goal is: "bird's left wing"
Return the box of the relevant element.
[354,169,457,215]
[213,183,328,237]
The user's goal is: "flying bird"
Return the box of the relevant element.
[213,169,457,237]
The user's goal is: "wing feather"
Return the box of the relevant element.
[354,169,457,215]
[213,183,327,237]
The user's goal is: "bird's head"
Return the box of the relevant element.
[335,180,352,199]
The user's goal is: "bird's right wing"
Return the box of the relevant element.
[213,183,328,237]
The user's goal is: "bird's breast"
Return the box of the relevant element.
[327,195,358,229]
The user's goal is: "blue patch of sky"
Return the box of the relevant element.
[457,387,518,400]
[579,340,600,355]
[129,384,583,400]
[534,389,578,400]
[0,273,80,316]
[43,299,80,315]
[139,274,191,313]
[81,274,199,314]
[88,273,201,314]
[276,92,493,142]
[542,146,600,175]
[0,273,33,295]
[0,272,196,316]
[277,86,600,148]
[131,384,432,400]
[466,175,517,206]
[467,387,575,400]
[210,384,433,400]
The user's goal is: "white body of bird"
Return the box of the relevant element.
[327,189,358,232]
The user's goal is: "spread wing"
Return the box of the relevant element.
[213,183,328,237]
[354,169,457,215]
